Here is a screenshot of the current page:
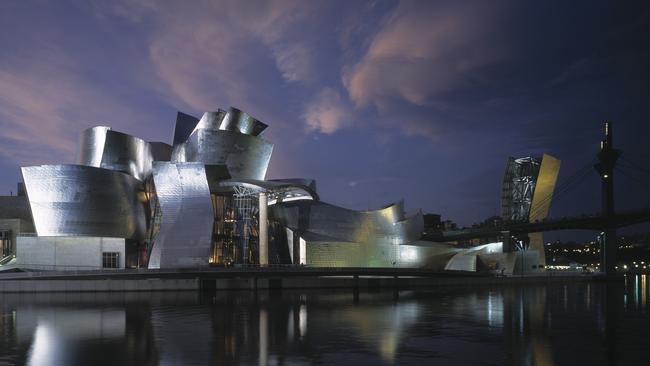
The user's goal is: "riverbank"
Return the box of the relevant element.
[0,267,599,293]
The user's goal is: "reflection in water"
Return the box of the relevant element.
[0,277,649,365]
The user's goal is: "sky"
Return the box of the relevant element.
[1,0,649,240]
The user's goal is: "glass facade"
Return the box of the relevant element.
[209,194,259,265]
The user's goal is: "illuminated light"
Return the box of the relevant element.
[299,304,307,338]
[623,265,628,269]
[603,174,609,179]
[299,237,307,265]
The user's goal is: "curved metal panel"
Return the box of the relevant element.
[21,164,146,240]
[99,130,154,181]
[193,110,226,132]
[148,162,213,269]
[273,200,418,244]
[445,242,503,271]
[77,126,110,167]
[219,107,268,136]
[77,127,157,181]
[171,129,273,180]
[529,154,561,222]
[270,200,425,267]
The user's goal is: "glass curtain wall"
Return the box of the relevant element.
[210,193,259,265]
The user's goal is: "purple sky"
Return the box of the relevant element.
[1,1,649,239]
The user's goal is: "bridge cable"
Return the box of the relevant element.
[529,164,594,218]
[618,156,650,179]
[526,160,597,220]
[614,166,650,208]
[525,164,593,219]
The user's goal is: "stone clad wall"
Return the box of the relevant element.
[15,236,125,270]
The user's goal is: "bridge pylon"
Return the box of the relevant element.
[594,121,621,275]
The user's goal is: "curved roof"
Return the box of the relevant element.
[217,178,319,204]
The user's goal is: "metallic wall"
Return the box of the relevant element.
[77,126,110,167]
[21,165,147,240]
[272,200,422,244]
[193,110,226,132]
[172,129,273,180]
[219,107,268,136]
[529,154,561,265]
[270,200,424,267]
[148,162,214,269]
[149,142,173,162]
[77,126,167,181]
[529,154,561,222]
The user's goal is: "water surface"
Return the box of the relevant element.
[1,275,649,365]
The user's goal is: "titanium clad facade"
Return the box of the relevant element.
[172,129,273,180]
[21,165,147,240]
[270,200,425,267]
[219,107,268,136]
[193,110,227,132]
[149,142,173,162]
[97,130,154,181]
[14,106,441,271]
[77,126,110,167]
[77,126,161,181]
[272,201,422,244]
[148,162,214,269]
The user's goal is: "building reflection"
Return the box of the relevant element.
[1,278,649,365]
[0,293,160,366]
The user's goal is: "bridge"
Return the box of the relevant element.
[433,208,650,242]
[435,122,650,275]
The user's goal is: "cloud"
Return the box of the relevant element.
[96,0,319,113]
[0,56,139,165]
[303,88,351,134]
[343,1,506,109]
[271,42,313,83]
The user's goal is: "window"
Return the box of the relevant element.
[102,252,120,269]
[0,230,11,257]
